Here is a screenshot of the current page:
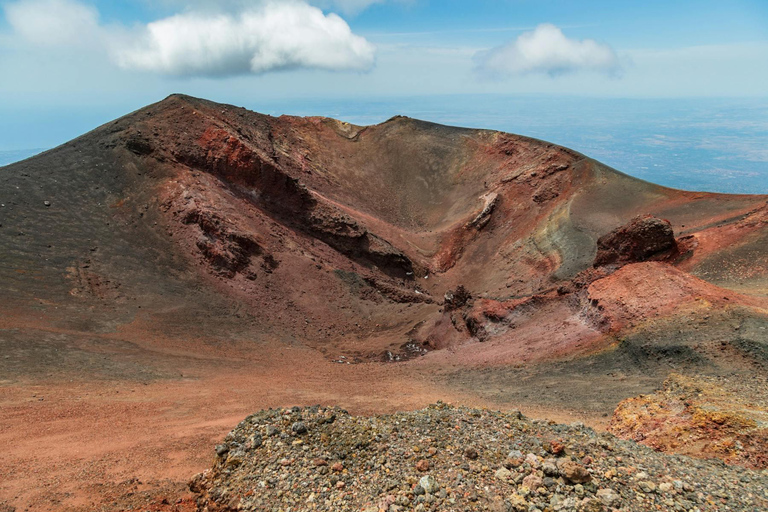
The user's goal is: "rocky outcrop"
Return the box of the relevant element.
[594,215,677,267]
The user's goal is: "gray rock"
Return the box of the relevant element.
[419,475,439,494]
[596,488,620,507]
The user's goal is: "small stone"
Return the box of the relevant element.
[523,473,543,491]
[291,421,308,435]
[547,440,565,455]
[413,484,425,496]
[214,444,229,457]
[313,458,328,467]
[415,459,430,472]
[331,462,344,472]
[464,448,479,460]
[658,482,673,493]
[225,450,244,468]
[542,461,559,477]
[596,488,620,507]
[578,497,605,512]
[637,481,656,493]
[419,475,439,494]
[508,493,528,512]
[335,480,346,489]
[558,460,591,484]
[265,425,280,437]
[525,453,541,468]
[44,201,51,207]
[495,467,512,481]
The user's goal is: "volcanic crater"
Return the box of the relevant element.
[0,94,766,511]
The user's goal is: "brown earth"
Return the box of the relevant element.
[0,94,766,511]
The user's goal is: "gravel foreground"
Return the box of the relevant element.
[191,403,768,512]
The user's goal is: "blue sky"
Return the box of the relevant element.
[0,0,766,151]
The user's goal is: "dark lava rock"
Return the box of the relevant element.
[291,421,308,435]
[594,215,677,267]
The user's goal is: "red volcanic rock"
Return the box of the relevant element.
[557,459,591,484]
[594,215,677,267]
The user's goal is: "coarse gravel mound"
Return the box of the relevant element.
[191,403,768,512]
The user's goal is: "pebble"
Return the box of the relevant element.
[418,475,439,494]
[558,459,591,484]
[415,459,430,472]
[596,487,621,507]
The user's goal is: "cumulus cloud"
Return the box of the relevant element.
[116,2,375,76]
[475,24,620,78]
[3,0,376,77]
[3,0,100,46]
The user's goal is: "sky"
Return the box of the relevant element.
[0,0,767,151]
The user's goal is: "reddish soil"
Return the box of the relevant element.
[0,321,593,512]
[0,94,766,510]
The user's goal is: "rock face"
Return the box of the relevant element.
[594,215,677,267]
[191,403,768,512]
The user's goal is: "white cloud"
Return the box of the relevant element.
[3,0,100,46]
[117,2,375,76]
[475,23,620,78]
[3,0,376,77]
